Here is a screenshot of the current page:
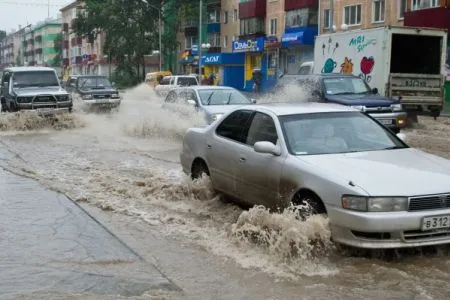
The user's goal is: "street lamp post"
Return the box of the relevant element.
[142,0,162,72]
[198,0,202,81]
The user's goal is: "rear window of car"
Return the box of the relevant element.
[160,77,171,85]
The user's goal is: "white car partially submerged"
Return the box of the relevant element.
[180,102,450,249]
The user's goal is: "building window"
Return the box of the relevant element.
[207,32,221,47]
[185,36,197,49]
[233,9,238,21]
[373,0,385,23]
[240,17,264,36]
[343,4,361,26]
[412,0,439,10]
[398,0,407,19]
[286,8,318,28]
[223,36,227,48]
[323,9,331,28]
[224,11,228,24]
[208,9,220,24]
[270,18,277,35]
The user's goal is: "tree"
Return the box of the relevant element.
[73,0,159,84]
[52,33,63,67]
[0,30,6,41]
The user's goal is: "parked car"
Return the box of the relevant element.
[72,75,121,111]
[0,66,72,115]
[274,73,407,133]
[163,86,256,124]
[180,102,450,249]
[154,75,199,97]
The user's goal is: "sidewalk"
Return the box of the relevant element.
[0,168,177,299]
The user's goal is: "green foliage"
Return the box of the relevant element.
[73,0,159,80]
[0,30,6,40]
[52,33,63,67]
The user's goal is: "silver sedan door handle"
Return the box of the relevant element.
[239,155,246,162]
[207,144,212,149]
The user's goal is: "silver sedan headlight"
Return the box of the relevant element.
[341,195,408,212]
[81,94,93,100]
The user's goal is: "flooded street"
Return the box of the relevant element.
[1,84,449,299]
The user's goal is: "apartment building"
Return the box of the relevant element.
[60,0,110,79]
[22,19,62,71]
[0,33,15,67]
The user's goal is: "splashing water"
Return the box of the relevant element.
[257,81,313,104]
[0,110,85,133]
[118,84,206,140]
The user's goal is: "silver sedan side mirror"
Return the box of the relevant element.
[254,141,281,156]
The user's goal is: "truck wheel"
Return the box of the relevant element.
[405,111,418,126]
[0,98,6,112]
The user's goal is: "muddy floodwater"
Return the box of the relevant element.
[0,84,449,299]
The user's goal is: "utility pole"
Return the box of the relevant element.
[198,0,202,81]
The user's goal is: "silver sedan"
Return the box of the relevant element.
[180,102,450,249]
[163,86,256,124]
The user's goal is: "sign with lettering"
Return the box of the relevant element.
[232,37,264,53]
[201,54,223,65]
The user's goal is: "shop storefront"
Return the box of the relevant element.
[200,53,245,89]
[280,26,318,75]
[231,37,280,92]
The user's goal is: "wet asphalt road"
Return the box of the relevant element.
[0,168,177,299]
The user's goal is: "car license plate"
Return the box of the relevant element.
[37,108,54,113]
[421,215,450,230]
[380,119,393,125]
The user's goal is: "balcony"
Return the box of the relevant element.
[404,7,450,32]
[285,0,318,11]
[239,0,266,19]
[183,19,198,36]
[75,56,82,64]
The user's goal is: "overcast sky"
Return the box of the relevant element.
[0,0,70,33]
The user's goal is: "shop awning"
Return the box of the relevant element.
[281,27,318,48]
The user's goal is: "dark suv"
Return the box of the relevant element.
[0,67,72,115]
[274,73,407,133]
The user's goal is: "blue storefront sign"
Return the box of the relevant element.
[200,53,245,65]
[281,26,318,48]
[232,37,265,53]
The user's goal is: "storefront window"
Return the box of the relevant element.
[286,8,318,28]
[240,17,265,36]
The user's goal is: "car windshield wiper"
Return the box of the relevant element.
[206,92,215,105]
[383,145,405,150]
[331,92,354,95]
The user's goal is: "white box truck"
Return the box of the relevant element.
[313,26,448,120]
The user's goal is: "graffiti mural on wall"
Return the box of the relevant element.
[360,56,375,82]
[321,37,339,73]
[340,57,354,74]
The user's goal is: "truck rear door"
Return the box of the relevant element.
[388,31,447,115]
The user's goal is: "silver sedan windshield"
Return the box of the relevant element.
[279,112,406,155]
[198,89,251,106]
